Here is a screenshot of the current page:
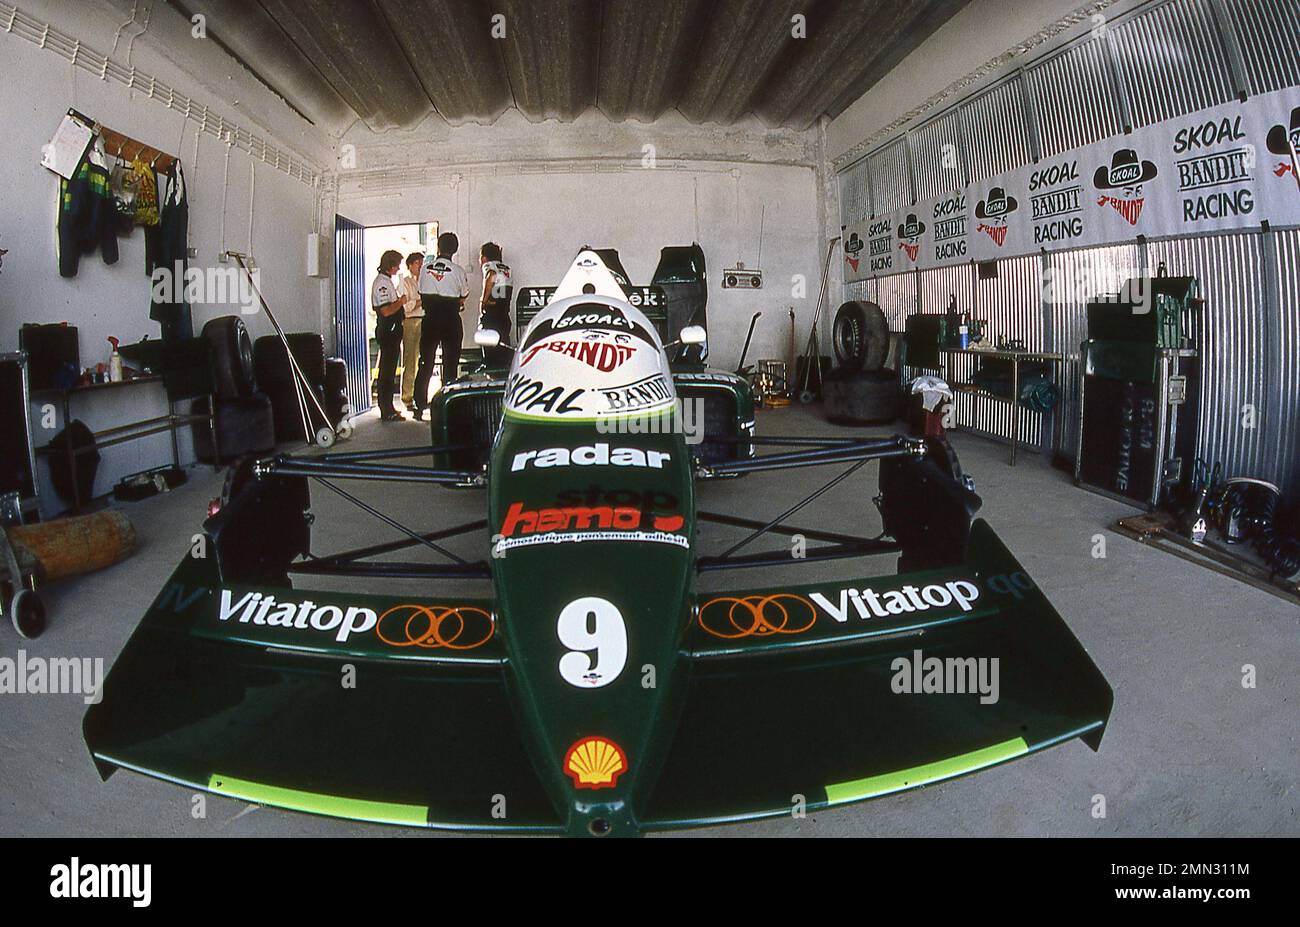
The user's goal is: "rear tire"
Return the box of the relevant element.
[315,426,336,448]
[201,316,256,399]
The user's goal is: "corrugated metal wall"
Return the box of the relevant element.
[836,0,1299,501]
[961,77,1034,180]
[1268,229,1300,500]
[1025,37,1125,156]
[868,138,913,215]
[1219,0,1300,94]
[1108,0,1235,127]
[909,109,968,201]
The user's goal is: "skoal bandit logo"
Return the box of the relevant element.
[1172,113,1253,222]
[1093,148,1158,225]
[521,335,637,372]
[896,213,926,262]
[1267,106,1300,192]
[844,232,864,272]
[974,187,1019,247]
[522,301,658,351]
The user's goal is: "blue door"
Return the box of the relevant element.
[334,215,370,413]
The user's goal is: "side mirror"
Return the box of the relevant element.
[679,325,707,346]
[473,329,502,349]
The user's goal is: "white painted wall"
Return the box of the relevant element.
[338,111,828,373]
[0,0,326,515]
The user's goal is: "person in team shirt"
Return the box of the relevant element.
[370,249,406,422]
[398,251,424,409]
[413,232,469,420]
[477,241,513,368]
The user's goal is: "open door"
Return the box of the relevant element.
[333,215,370,414]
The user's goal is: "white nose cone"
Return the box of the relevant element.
[551,249,627,301]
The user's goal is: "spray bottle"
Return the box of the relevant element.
[107,336,123,383]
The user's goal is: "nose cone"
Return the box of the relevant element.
[489,420,694,837]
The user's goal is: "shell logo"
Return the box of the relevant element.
[564,736,628,789]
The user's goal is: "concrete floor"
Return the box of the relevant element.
[2,405,1296,837]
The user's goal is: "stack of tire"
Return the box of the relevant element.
[823,300,900,425]
[192,317,275,463]
[253,333,332,442]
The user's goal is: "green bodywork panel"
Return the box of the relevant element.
[85,385,1108,835]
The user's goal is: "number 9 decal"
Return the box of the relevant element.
[557,597,627,688]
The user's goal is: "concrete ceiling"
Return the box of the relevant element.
[172,0,969,133]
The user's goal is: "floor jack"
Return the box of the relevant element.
[227,251,355,448]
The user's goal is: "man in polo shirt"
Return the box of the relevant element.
[370,249,406,422]
[399,251,424,409]
[413,231,469,419]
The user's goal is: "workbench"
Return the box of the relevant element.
[939,347,1063,466]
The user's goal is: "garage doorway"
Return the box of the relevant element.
[333,219,438,414]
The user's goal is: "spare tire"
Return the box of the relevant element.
[832,301,889,373]
[201,316,255,399]
[254,333,327,389]
[823,368,899,425]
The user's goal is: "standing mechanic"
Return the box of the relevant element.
[477,241,514,368]
[371,249,406,422]
[399,250,424,410]
[413,231,469,420]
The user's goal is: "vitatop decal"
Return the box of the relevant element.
[974,187,1018,247]
[896,213,926,263]
[1093,148,1158,226]
[1267,106,1300,193]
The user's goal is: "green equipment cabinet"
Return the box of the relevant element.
[1074,271,1201,509]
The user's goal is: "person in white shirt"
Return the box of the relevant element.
[413,231,469,419]
[477,241,513,368]
[370,249,406,421]
[399,251,424,408]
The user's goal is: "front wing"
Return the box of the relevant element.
[84,520,1110,834]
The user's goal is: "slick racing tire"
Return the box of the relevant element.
[201,316,256,400]
[823,369,899,425]
[832,301,889,373]
[254,334,327,389]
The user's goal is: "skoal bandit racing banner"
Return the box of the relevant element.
[843,88,1300,282]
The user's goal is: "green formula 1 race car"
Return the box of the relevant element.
[83,251,1112,837]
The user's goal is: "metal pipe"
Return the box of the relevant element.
[313,478,468,564]
[718,458,869,559]
[290,560,491,580]
[310,519,488,566]
[703,441,916,475]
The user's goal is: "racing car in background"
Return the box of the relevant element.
[83,251,1112,837]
